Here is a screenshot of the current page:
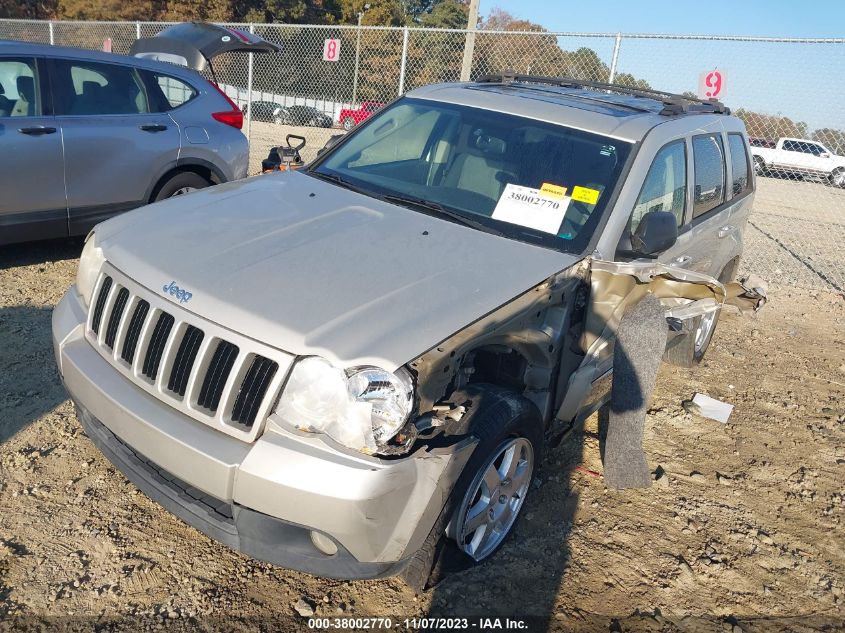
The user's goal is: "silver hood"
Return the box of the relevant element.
[96,171,579,370]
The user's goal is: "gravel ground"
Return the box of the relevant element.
[0,237,843,632]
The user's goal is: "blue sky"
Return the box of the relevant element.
[481,1,845,131]
[482,0,845,38]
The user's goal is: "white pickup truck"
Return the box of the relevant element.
[750,137,845,187]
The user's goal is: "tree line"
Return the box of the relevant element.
[3,0,464,26]
[3,0,840,149]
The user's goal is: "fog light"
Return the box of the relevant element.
[310,530,338,556]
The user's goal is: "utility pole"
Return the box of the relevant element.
[460,0,480,82]
[352,3,370,104]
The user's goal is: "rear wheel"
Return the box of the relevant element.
[342,117,356,131]
[664,261,736,368]
[153,172,210,202]
[753,156,767,176]
[830,167,845,188]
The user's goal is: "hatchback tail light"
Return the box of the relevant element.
[208,81,244,129]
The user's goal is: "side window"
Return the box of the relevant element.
[692,134,726,218]
[629,140,686,233]
[141,70,197,111]
[782,140,798,152]
[727,133,751,196]
[54,59,148,116]
[0,58,41,118]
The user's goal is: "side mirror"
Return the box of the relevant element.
[631,211,678,257]
[820,152,831,158]
[317,134,344,157]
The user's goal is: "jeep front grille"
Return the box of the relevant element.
[85,266,291,442]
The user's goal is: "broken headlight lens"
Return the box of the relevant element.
[275,357,414,454]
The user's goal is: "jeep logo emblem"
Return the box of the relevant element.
[162,281,193,304]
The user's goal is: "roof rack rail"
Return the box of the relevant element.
[475,73,730,116]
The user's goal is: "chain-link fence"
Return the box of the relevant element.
[1,19,844,295]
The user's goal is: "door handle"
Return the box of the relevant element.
[18,126,57,135]
[139,124,168,132]
[670,255,692,267]
[717,225,736,239]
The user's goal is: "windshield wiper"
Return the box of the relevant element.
[379,193,505,238]
[308,170,366,194]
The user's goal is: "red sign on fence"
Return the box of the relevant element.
[698,69,727,100]
[323,38,341,62]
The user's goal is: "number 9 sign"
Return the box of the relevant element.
[698,69,727,100]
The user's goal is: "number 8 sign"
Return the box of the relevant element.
[697,69,727,100]
[323,38,341,62]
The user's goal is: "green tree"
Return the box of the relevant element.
[419,0,466,28]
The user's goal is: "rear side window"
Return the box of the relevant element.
[141,70,198,111]
[0,57,41,117]
[630,140,687,233]
[692,134,726,218]
[727,134,751,196]
[54,59,148,115]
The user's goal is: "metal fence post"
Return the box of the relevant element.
[460,0,480,81]
[136,21,141,40]
[246,24,255,142]
[48,21,54,45]
[398,27,409,96]
[608,33,622,83]
[353,19,363,104]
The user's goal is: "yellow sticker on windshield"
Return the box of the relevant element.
[540,182,567,199]
[571,186,601,205]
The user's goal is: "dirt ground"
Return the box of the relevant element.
[0,239,843,632]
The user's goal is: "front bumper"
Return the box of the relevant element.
[52,287,475,579]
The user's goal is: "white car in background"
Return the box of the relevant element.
[750,137,845,187]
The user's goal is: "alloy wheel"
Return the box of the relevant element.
[456,437,533,561]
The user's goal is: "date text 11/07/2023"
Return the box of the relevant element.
[307,617,530,630]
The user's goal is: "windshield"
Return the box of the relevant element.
[310,97,632,254]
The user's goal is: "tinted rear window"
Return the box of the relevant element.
[692,134,726,218]
[728,134,750,196]
[139,69,198,112]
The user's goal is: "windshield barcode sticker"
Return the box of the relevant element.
[492,184,571,234]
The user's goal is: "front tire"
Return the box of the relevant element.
[753,155,767,176]
[342,117,356,131]
[401,384,542,590]
[153,172,210,201]
[451,436,534,561]
[830,167,845,188]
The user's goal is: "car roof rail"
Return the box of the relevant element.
[475,73,731,116]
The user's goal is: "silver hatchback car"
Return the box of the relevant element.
[0,23,278,245]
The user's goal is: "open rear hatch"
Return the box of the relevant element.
[129,22,280,74]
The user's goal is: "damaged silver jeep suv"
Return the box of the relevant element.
[53,75,763,585]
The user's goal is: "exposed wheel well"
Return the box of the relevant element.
[149,165,219,203]
[461,346,529,393]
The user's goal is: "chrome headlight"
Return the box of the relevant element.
[275,357,414,454]
[76,232,105,307]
